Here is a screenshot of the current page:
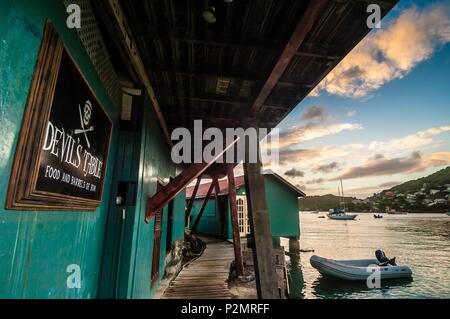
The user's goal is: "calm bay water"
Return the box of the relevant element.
[282,213,450,299]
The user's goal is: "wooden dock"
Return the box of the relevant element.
[162,237,234,299]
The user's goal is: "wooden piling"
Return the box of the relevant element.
[227,164,245,277]
[243,144,278,299]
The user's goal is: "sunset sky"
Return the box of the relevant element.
[263,0,450,198]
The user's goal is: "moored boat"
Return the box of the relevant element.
[386,208,407,215]
[310,255,412,281]
[327,179,357,220]
[327,209,357,220]
[447,212,450,216]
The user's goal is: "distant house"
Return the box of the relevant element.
[415,191,426,198]
[186,171,305,243]
[430,189,441,196]
[406,194,416,204]
[385,191,395,198]
[432,199,448,206]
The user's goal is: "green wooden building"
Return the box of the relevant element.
[187,171,305,243]
[0,0,397,299]
[0,0,187,299]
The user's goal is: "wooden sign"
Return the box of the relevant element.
[6,21,112,211]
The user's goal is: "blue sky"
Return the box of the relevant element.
[267,0,450,198]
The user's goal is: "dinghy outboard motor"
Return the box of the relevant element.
[375,249,397,266]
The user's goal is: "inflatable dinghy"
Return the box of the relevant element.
[310,255,412,281]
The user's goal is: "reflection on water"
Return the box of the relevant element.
[282,213,450,299]
[286,251,305,299]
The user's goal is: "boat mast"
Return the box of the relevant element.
[340,179,346,211]
[338,186,342,210]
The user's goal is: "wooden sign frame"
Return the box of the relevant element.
[6,21,112,211]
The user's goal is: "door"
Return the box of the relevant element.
[236,195,250,237]
[98,93,143,299]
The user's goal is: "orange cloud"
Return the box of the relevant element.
[331,151,450,180]
[313,3,450,98]
[277,122,363,148]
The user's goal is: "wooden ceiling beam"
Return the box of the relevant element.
[148,65,260,82]
[137,28,282,52]
[346,0,395,10]
[249,0,330,115]
[156,90,252,106]
[142,31,339,60]
[165,115,244,128]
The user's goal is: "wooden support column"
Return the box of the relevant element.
[190,179,216,235]
[243,141,278,299]
[185,176,202,225]
[227,164,245,277]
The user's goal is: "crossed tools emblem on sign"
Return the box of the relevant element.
[74,100,94,148]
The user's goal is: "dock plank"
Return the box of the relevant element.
[162,237,233,299]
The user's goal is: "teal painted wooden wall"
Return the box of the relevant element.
[0,0,119,298]
[264,175,301,238]
[125,101,185,299]
[192,175,301,240]
[0,0,186,299]
[190,197,227,237]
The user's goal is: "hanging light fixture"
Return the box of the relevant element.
[202,4,216,23]
[202,0,233,23]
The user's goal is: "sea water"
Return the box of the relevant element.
[283,213,450,299]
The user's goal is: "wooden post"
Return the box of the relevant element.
[190,179,216,234]
[185,176,202,225]
[243,140,278,299]
[227,164,245,277]
[288,237,300,254]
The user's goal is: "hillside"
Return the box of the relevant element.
[388,166,450,194]
[299,194,370,211]
[299,167,450,212]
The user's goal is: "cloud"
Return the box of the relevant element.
[313,4,450,98]
[378,181,400,188]
[332,152,422,180]
[278,122,363,148]
[373,154,384,160]
[314,161,340,173]
[306,178,325,185]
[347,110,356,117]
[300,106,327,122]
[368,125,450,153]
[331,151,450,180]
[279,147,326,164]
[284,168,305,177]
[423,151,450,167]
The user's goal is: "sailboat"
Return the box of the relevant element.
[327,179,357,220]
